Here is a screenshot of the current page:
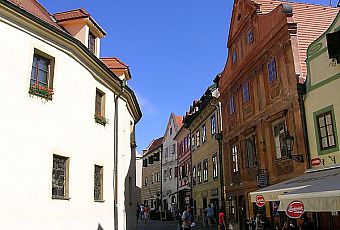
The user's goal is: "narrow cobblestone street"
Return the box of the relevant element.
[137,219,211,230]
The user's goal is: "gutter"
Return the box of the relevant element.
[114,80,126,230]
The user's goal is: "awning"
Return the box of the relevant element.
[250,166,340,209]
[278,167,340,212]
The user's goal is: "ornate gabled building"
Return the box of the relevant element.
[219,0,338,229]
[0,1,141,229]
[161,113,183,213]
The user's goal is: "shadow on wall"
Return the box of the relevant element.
[98,223,104,230]
[125,146,137,230]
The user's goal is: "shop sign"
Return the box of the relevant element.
[286,201,304,219]
[311,158,321,166]
[255,195,265,207]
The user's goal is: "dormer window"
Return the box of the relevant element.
[88,31,96,53]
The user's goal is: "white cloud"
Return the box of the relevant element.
[135,92,158,115]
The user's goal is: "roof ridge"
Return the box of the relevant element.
[53,8,89,16]
[100,57,129,67]
[254,0,338,9]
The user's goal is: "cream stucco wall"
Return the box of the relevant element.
[305,12,340,168]
[0,5,138,230]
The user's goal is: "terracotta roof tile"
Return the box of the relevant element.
[8,0,63,30]
[145,137,163,154]
[53,8,89,22]
[253,0,339,80]
[100,57,129,69]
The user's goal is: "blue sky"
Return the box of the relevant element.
[39,0,337,152]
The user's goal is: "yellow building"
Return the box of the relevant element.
[305,12,340,169]
[183,83,223,222]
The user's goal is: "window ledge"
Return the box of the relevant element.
[95,200,105,203]
[29,89,53,101]
[52,196,71,200]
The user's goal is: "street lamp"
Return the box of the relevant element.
[282,130,304,163]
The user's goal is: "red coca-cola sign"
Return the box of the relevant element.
[256,195,265,207]
[286,201,305,219]
[311,158,321,166]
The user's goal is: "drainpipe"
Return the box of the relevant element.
[114,79,126,230]
[297,82,311,169]
[160,145,163,211]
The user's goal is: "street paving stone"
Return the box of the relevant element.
[137,219,216,230]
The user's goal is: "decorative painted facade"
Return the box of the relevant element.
[219,0,338,229]
[0,1,141,230]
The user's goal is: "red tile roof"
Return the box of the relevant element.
[8,0,63,30]
[100,57,129,69]
[53,8,88,22]
[253,0,339,80]
[175,116,183,129]
[145,137,163,154]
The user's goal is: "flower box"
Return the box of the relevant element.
[29,83,54,100]
[94,112,109,126]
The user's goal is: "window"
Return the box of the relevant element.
[94,165,104,201]
[247,31,254,44]
[156,172,160,182]
[196,130,200,147]
[52,154,69,199]
[232,50,237,63]
[203,160,208,182]
[143,159,148,167]
[193,166,197,185]
[175,167,178,178]
[230,96,235,114]
[95,89,107,125]
[212,155,218,178]
[154,151,160,161]
[144,178,147,187]
[148,155,154,164]
[169,127,173,135]
[245,137,257,168]
[267,58,277,83]
[169,168,172,179]
[273,121,289,159]
[232,145,239,173]
[152,173,155,184]
[243,82,250,102]
[197,163,202,183]
[88,31,96,53]
[164,169,167,181]
[191,134,195,147]
[317,111,336,150]
[202,124,207,143]
[165,148,169,161]
[211,115,216,135]
[30,53,54,100]
[228,196,237,221]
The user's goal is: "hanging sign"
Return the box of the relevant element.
[255,195,265,207]
[286,201,304,219]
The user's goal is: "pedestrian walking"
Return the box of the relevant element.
[204,204,215,229]
[140,204,145,220]
[182,206,194,230]
[136,204,140,223]
[218,207,226,230]
[254,214,264,230]
[281,222,289,230]
[144,205,150,223]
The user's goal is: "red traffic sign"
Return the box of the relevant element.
[311,158,321,166]
[256,195,265,207]
[286,201,304,219]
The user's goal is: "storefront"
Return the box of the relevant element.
[249,166,340,229]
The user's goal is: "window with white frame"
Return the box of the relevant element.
[212,154,218,178]
[317,111,337,150]
[192,134,195,148]
[232,145,239,173]
[196,130,200,146]
[211,115,216,135]
[273,121,288,159]
[202,124,207,143]
[197,163,202,183]
[203,160,208,182]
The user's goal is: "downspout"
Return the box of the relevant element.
[297,82,311,169]
[114,79,126,230]
[160,145,163,211]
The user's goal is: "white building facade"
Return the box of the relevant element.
[0,1,141,230]
[161,113,182,213]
